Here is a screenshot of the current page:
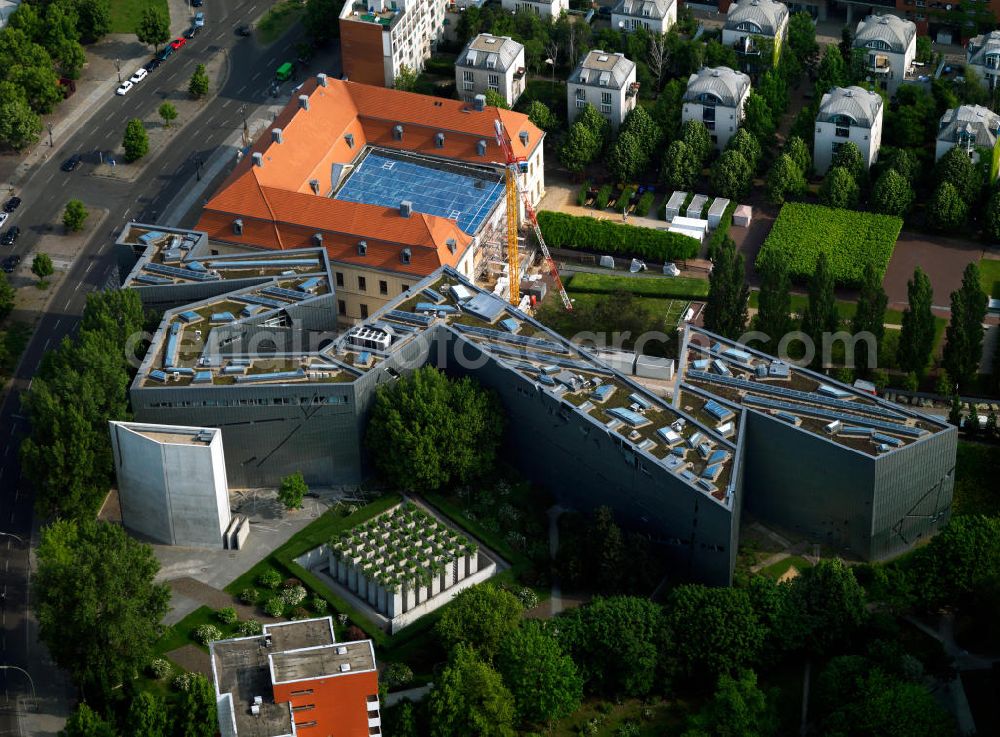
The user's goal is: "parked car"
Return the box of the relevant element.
[2,254,20,273]
[157,45,174,61]
[192,0,203,6]
[129,68,148,84]
[170,37,187,51]
[2,197,20,213]
[61,153,82,172]
[0,212,7,228]
[236,24,252,36]
[184,25,200,39]
[0,226,19,246]
[194,11,205,26]
[115,80,134,96]
[144,58,162,72]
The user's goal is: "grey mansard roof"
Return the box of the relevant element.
[724,0,788,37]
[456,34,524,73]
[816,86,883,128]
[937,104,1000,148]
[967,30,1000,65]
[853,14,915,54]
[683,66,751,107]
[568,50,635,90]
[612,0,675,21]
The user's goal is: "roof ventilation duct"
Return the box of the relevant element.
[399,200,412,218]
[473,94,486,111]
[317,73,328,87]
[251,152,263,167]
[298,94,309,110]
[271,128,283,143]
[309,179,320,194]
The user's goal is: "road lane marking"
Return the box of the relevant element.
[237,84,248,94]
[222,98,233,108]
[53,319,60,330]
[251,71,262,81]
[43,338,50,351]
[64,297,72,309]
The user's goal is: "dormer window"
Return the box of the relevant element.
[401,248,411,265]
[358,240,368,256]
[345,133,355,148]
[393,124,403,140]
[435,132,445,148]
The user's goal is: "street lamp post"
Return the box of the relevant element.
[545,57,555,96]
[0,532,24,543]
[114,57,122,84]
[239,105,249,148]
[46,123,53,147]
[0,665,36,704]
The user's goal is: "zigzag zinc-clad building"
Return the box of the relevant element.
[119,227,957,583]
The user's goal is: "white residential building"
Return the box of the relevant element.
[853,14,916,96]
[567,50,638,130]
[611,0,676,35]
[935,105,1000,171]
[966,30,1000,90]
[721,0,789,70]
[339,0,447,88]
[500,0,568,20]
[455,34,526,105]
[813,86,884,175]
[681,66,751,150]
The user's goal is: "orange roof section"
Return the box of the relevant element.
[198,77,542,275]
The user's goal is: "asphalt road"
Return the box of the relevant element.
[0,4,342,731]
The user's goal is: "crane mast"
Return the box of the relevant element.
[493,118,572,311]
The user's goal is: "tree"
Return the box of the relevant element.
[831,141,866,184]
[877,147,920,183]
[765,153,805,205]
[784,135,812,175]
[577,103,611,148]
[31,253,53,284]
[63,199,88,231]
[710,150,753,200]
[818,166,860,209]
[558,596,664,697]
[0,272,14,321]
[660,140,700,190]
[177,674,219,737]
[898,267,936,378]
[727,128,761,172]
[497,620,582,725]
[935,146,982,202]
[781,559,867,656]
[428,644,516,737]
[942,262,988,389]
[801,252,839,368]
[985,187,1000,242]
[483,89,508,109]
[815,44,848,92]
[559,121,600,174]
[664,586,765,685]
[927,181,968,231]
[871,168,914,217]
[11,61,64,115]
[651,77,686,138]
[704,237,749,339]
[606,130,646,181]
[34,519,170,699]
[303,0,340,45]
[277,471,308,510]
[647,32,669,90]
[680,119,712,166]
[851,265,888,376]
[787,11,818,63]
[189,63,210,98]
[125,692,168,737]
[435,583,522,661]
[157,101,177,128]
[365,366,503,492]
[705,38,738,68]
[134,6,169,51]
[755,260,793,348]
[0,81,43,150]
[620,105,663,160]
[122,118,148,162]
[742,92,774,142]
[525,99,557,132]
[75,0,113,43]
[60,703,117,737]
[682,669,776,737]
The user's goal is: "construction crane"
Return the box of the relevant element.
[493,118,572,311]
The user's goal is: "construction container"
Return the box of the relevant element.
[686,194,708,219]
[707,198,730,228]
[733,204,752,227]
[664,191,687,220]
[636,355,675,380]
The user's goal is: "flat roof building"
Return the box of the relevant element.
[211,617,379,737]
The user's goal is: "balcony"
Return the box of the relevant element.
[866,54,892,75]
[733,37,761,56]
[626,82,640,98]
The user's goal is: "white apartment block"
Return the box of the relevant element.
[935,105,1000,172]
[500,0,568,20]
[566,51,638,130]
[455,34,526,105]
[853,14,916,96]
[813,86,883,175]
[721,0,789,68]
[611,0,676,35]
[966,30,1000,90]
[339,0,447,88]
[681,66,751,150]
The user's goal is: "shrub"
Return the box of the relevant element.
[577,180,591,207]
[172,672,194,692]
[515,587,539,609]
[257,570,282,589]
[148,658,172,679]
[264,598,285,618]
[280,585,307,607]
[566,272,708,299]
[346,625,367,641]
[755,203,901,287]
[238,619,263,636]
[595,184,613,210]
[636,190,655,217]
[310,596,328,614]
[239,588,261,605]
[193,624,223,645]
[290,607,311,620]
[382,662,415,689]
[537,210,699,262]
[217,607,238,625]
[282,577,303,590]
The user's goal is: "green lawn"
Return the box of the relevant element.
[952,442,1000,517]
[110,0,169,34]
[759,555,813,580]
[552,697,684,737]
[566,272,710,300]
[256,0,306,45]
[979,258,1000,299]
[154,605,241,659]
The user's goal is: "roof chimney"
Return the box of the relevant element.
[251,152,263,167]
[317,73,328,87]
[309,179,320,194]
[272,128,283,143]
[312,232,323,246]
[232,218,244,235]
[473,94,486,112]
[399,200,412,218]
[298,94,309,110]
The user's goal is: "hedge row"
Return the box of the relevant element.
[706,200,737,261]
[566,272,710,299]
[755,203,901,287]
[537,210,699,262]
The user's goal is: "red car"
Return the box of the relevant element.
[169,37,187,51]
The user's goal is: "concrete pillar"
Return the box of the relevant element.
[377,585,387,614]
[455,557,466,582]
[336,557,348,585]
[357,573,368,600]
[443,561,456,589]
[430,575,441,597]
[418,585,429,604]
[369,580,380,607]
[405,585,416,612]
[467,552,479,576]
[388,588,403,618]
